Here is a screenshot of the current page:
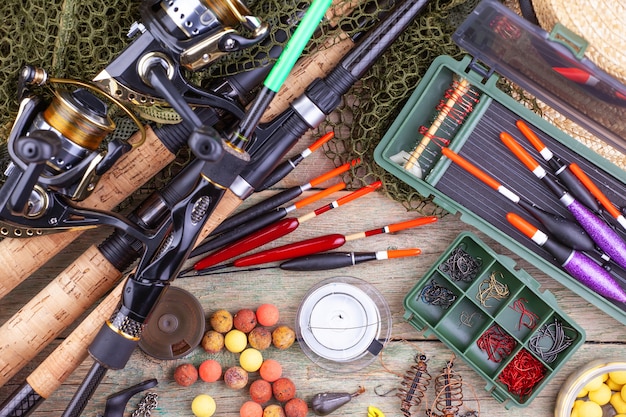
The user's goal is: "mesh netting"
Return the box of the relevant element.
[0,0,484,214]
[0,1,139,134]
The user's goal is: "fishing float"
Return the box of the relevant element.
[204,158,360,240]
[193,216,436,273]
[187,181,346,261]
[507,212,626,303]
[440,147,595,252]
[191,180,382,270]
[568,162,626,231]
[181,248,421,276]
[232,216,436,267]
[515,120,599,211]
[500,131,626,269]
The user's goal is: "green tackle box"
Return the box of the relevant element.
[374,0,626,326]
[403,232,585,408]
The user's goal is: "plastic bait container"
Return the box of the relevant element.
[403,232,585,408]
[374,0,626,325]
[555,360,626,417]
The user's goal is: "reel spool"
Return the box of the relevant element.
[296,276,392,373]
[139,286,206,360]
[1,66,145,224]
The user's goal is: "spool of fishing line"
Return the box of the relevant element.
[139,286,205,360]
[296,276,391,372]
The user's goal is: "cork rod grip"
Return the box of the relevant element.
[0,245,123,387]
[0,127,173,299]
[26,279,125,399]
[2,191,242,403]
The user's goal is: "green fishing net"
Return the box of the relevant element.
[0,0,485,214]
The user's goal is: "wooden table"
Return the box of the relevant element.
[1,132,625,417]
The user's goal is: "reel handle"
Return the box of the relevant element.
[7,131,60,214]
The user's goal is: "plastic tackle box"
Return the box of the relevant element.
[403,232,585,408]
[375,0,626,325]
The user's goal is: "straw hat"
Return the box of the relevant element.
[505,0,626,167]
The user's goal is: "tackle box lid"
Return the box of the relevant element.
[453,0,626,154]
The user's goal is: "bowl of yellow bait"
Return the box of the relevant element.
[555,360,626,417]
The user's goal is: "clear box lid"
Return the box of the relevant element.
[453,0,626,154]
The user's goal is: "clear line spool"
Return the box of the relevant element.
[296,276,391,373]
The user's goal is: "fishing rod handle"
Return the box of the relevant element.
[0,279,124,416]
[0,246,124,388]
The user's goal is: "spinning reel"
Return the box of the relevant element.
[0,0,267,238]
[0,67,148,237]
[93,0,269,112]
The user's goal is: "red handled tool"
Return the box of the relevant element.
[191,180,382,270]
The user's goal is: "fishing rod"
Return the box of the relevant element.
[0,1,430,412]
[189,181,381,271]
[0,0,421,396]
[204,0,432,248]
[0,0,414,291]
[0,0,374,297]
[59,2,333,415]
